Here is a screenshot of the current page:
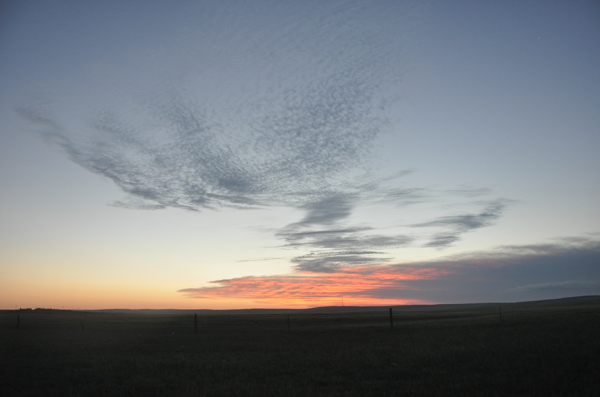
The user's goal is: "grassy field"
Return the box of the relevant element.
[1,300,599,396]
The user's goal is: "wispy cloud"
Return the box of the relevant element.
[290,251,393,273]
[412,199,508,230]
[286,196,356,228]
[412,199,512,248]
[423,233,462,248]
[271,189,510,272]
[17,1,513,277]
[17,3,409,212]
[276,193,415,254]
[179,238,600,306]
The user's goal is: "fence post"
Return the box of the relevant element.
[194,314,197,334]
[389,308,393,331]
[498,307,503,324]
[287,315,290,332]
[16,314,19,329]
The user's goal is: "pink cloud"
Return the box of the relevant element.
[179,265,447,307]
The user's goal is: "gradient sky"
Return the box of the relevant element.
[1,0,599,310]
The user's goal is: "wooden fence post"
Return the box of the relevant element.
[287,315,290,332]
[194,314,197,334]
[498,307,503,324]
[16,314,19,329]
[389,308,393,331]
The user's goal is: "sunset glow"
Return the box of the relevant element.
[1,1,598,310]
[179,265,446,307]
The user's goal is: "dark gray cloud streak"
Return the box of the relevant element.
[291,251,392,273]
[412,199,508,231]
[412,199,512,248]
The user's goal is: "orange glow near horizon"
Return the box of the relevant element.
[178,264,448,308]
[1,262,454,310]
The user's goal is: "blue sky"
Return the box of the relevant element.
[1,0,599,309]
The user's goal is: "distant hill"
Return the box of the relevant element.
[81,295,600,315]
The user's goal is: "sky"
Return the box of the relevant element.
[1,0,599,310]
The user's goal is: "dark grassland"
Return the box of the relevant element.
[1,300,599,396]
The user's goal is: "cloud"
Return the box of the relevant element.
[178,263,446,307]
[287,196,356,227]
[412,199,508,231]
[276,193,414,251]
[412,199,512,247]
[17,1,512,273]
[285,232,414,251]
[290,251,392,273]
[179,238,600,306]
[18,2,411,212]
[423,233,461,248]
[271,189,417,272]
[272,190,510,272]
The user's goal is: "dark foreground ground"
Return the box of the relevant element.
[1,298,599,396]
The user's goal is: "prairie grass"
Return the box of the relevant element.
[1,304,599,396]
